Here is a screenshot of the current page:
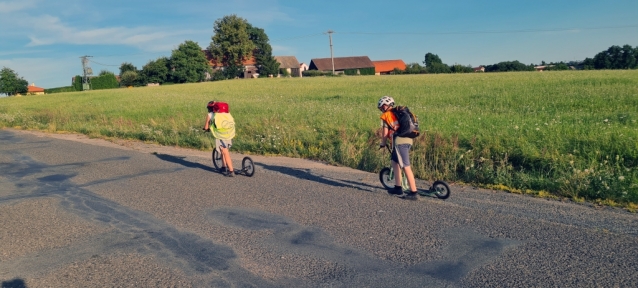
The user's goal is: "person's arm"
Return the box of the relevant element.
[380,121,393,148]
[203,113,212,131]
[381,126,389,148]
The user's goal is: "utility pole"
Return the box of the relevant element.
[80,55,93,91]
[326,30,335,75]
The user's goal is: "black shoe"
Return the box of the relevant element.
[388,186,403,195]
[220,167,227,173]
[224,170,235,177]
[401,191,418,200]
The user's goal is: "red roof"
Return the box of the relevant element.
[373,60,406,73]
[27,84,45,93]
[203,50,256,67]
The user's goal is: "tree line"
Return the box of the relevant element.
[397,44,638,74]
[108,14,280,88]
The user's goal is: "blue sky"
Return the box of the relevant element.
[1,0,636,89]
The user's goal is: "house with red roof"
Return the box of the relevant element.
[27,83,45,95]
[203,50,258,78]
[372,60,406,75]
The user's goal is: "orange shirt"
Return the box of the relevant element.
[380,108,399,131]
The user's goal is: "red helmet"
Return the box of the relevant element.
[206,101,229,113]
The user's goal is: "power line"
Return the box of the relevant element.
[89,59,121,67]
[339,24,638,36]
[270,33,325,42]
[269,24,638,43]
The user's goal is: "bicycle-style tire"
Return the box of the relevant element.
[242,157,255,177]
[432,180,451,199]
[212,149,223,170]
[379,167,394,190]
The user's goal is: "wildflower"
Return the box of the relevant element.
[604,119,609,123]
[514,126,519,129]
[619,176,625,181]
[535,127,540,131]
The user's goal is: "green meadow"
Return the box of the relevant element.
[1,71,637,206]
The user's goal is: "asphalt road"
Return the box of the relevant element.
[1,128,637,287]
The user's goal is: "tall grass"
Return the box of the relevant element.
[1,71,637,204]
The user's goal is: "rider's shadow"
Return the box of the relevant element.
[152,153,216,172]
[258,163,377,193]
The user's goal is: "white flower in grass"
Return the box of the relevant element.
[604,119,609,123]
[535,127,540,131]
[619,176,625,181]
[514,126,519,130]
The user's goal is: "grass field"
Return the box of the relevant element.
[1,71,637,206]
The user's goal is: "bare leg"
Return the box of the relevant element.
[220,147,234,172]
[392,161,402,187]
[403,166,417,192]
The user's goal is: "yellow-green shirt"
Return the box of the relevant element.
[209,112,235,140]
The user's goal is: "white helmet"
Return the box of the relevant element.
[377,96,394,108]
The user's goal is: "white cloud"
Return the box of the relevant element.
[0,0,38,14]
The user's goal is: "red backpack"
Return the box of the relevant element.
[213,102,229,113]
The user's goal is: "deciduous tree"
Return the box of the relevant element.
[404,63,425,74]
[592,45,638,69]
[423,53,443,67]
[169,40,211,83]
[0,67,28,96]
[208,15,256,70]
[247,24,279,77]
[119,63,137,78]
[120,70,138,87]
[141,57,169,84]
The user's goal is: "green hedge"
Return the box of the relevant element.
[343,67,375,75]
[91,73,119,90]
[45,86,77,94]
[72,74,119,91]
[343,69,357,75]
[73,76,83,91]
[303,70,329,77]
[359,67,376,75]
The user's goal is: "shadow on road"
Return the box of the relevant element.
[258,163,377,192]
[2,278,27,288]
[152,153,216,172]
